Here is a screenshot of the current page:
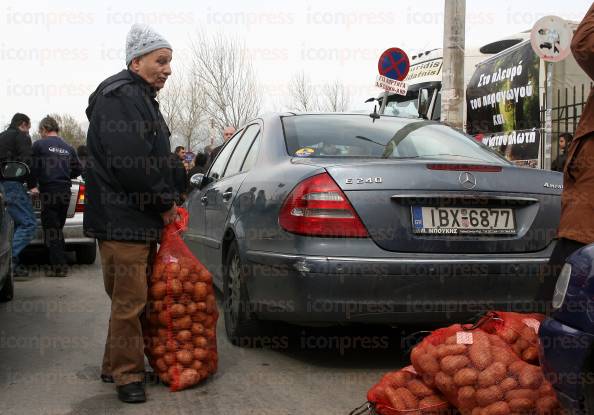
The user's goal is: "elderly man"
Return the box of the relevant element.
[84,23,177,403]
[206,125,236,169]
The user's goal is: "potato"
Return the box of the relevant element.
[535,396,558,415]
[437,344,468,358]
[163,352,175,366]
[193,282,208,301]
[179,368,199,387]
[170,303,186,318]
[417,353,441,375]
[435,372,456,395]
[458,386,477,408]
[165,262,181,273]
[170,278,183,296]
[407,379,434,397]
[193,348,209,360]
[538,382,556,397]
[508,361,528,376]
[469,342,493,370]
[410,346,424,370]
[176,330,192,343]
[150,282,167,300]
[176,349,193,366]
[155,357,167,372]
[445,335,458,345]
[491,346,517,367]
[454,368,479,386]
[385,386,407,411]
[478,362,507,388]
[521,325,538,342]
[419,395,446,409]
[499,377,519,392]
[382,371,412,388]
[522,347,539,362]
[505,389,538,401]
[441,355,471,376]
[518,366,544,389]
[395,387,419,409]
[471,407,482,415]
[476,386,504,407]
[499,327,519,344]
[484,401,510,415]
[508,398,535,412]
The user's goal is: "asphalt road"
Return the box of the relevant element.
[0,253,411,415]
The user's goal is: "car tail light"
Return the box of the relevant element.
[279,173,368,237]
[75,184,85,213]
[427,164,502,172]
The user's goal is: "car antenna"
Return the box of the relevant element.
[369,104,380,122]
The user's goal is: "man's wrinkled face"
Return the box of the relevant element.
[177,149,186,160]
[223,127,236,142]
[130,48,172,90]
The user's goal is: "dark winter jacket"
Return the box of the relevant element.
[84,69,175,242]
[30,136,82,192]
[0,127,33,185]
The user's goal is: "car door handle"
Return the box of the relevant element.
[200,196,208,205]
[222,191,233,201]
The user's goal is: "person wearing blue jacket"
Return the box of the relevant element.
[30,115,82,277]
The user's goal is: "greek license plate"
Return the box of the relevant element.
[411,207,516,235]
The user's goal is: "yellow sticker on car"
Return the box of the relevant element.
[295,147,315,157]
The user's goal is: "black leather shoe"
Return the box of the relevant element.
[116,382,146,403]
[101,374,114,383]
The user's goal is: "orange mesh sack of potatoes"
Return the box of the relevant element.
[478,311,544,364]
[367,366,450,415]
[144,207,218,391]
[410,324,559,415]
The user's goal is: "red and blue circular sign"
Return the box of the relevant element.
[377,48,410,81]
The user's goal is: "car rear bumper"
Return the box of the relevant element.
[243,250,554,324]
[28,212,95,247]
[539,317,594,411]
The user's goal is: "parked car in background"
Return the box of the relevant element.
[184,113,563,345]
[0,161,30,301]
[26,177,96,264]
[539,245,594,415]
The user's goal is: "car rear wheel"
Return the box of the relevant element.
[223,240,262,346]
[0,257,14,302]
[75,241,96,264]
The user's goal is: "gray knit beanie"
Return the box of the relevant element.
[125,23,172,66]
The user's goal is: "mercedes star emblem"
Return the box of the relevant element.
[459,172,477,189]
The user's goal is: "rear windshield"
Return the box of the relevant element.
[282,114,508,164]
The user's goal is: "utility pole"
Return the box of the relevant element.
[441,0,466,130]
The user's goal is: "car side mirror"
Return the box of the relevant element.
[190,173,205,189]
[1,161,29,180]
[417,88,430,119]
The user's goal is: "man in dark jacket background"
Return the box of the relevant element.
[171,145,187,204]
[84,23,176,403]
[0,113,37,276]
[30,115,82,277]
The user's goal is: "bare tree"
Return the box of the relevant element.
[288,71,319,112]
[50,113,86,148]
[321,80,351,112]
[190,32,261,137]
[159,71,206,151]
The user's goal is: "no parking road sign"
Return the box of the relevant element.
[376,47,410,95]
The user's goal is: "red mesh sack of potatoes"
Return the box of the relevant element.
[410,324,559,415]
[367,366,450,415]
[144,207,218,391]
[478,311,544,364]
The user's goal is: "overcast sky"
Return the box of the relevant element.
[0,0,591,131]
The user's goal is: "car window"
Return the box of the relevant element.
[241,133,261,172]
[208,131,242,180]
[223,124,260,177]
[282,114,508,164]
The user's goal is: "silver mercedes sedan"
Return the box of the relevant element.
[184,113,562,345]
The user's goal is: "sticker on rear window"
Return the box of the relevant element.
[295,147,315,157]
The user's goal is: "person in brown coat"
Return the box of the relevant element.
[550,4,594,281]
